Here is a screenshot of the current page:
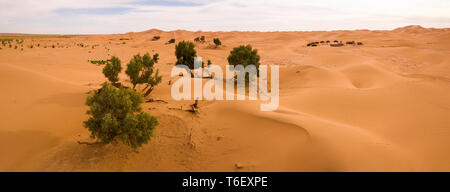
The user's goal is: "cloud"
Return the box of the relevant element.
[0,0,449,34]
[131,0,204,6]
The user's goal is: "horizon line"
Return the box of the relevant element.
[1,25,449,36]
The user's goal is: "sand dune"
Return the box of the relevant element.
[1,26,450,171]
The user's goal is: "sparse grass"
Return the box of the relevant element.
[90,60,108,65]
[0,34,75,40]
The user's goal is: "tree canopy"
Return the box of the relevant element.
[84,82,158,149]
[102,56,122,84]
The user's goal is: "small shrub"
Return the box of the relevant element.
[194,36,205,43]
[152,36,160,41]
[102,56,122,84]
[52,45,55,48]
[168,38,175,44]
[84,82,158,149]
[213,38,221,48]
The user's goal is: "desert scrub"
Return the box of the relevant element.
[90,60,108,65]
[102,56,122,85]
[84,82,158,150]
[167,38,175,44]
[194,36,205,42]
[213,38,222,48]
[152,36,160,41]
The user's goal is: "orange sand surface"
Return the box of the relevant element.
[1,25,450,171]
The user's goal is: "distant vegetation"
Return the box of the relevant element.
[0,34,74,40]
[167,38,176,44]
[213,38,222,48]
[90,60,108,65]
[194,36,205,43]
[307,40,363,47]
[152,36,160,41]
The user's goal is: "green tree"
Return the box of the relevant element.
[175,40,197,69]
[84,82,158,149]
[213,38,221,48]
[227,45,261,80]
[227,45,260,71]
[102,56,122,85]
[125,53,162,96]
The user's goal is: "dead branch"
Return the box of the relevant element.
[77,141,104,145]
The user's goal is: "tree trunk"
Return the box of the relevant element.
[143,84,150,91]
[143,86,154,97]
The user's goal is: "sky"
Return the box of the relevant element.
[0,0,449,34]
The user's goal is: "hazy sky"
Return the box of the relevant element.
[1,0,449,34]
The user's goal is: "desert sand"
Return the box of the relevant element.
[1,25,450,171]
